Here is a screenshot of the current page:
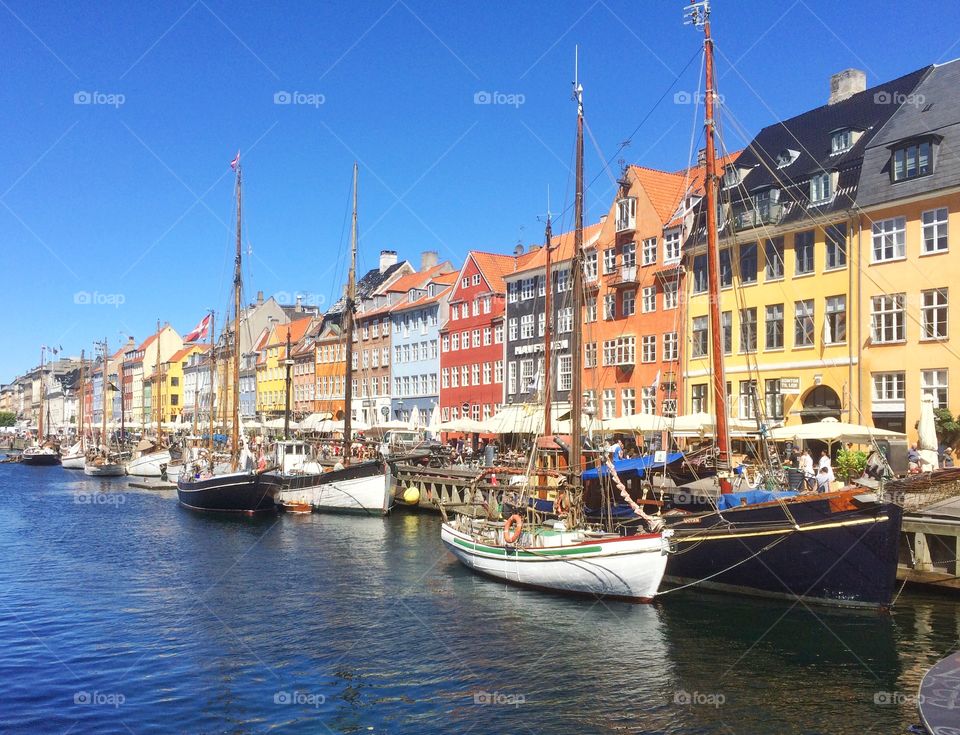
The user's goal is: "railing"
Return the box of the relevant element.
[735,202,782,230]
[608,265,639,287]
[615,215,636,232]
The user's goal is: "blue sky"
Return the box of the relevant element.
[2,0,959,380]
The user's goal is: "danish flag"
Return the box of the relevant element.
[230,151,240,171]
[184,313,212,343]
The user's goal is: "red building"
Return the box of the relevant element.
[439,251,534,423]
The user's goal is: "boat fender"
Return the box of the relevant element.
[503,514,523,544]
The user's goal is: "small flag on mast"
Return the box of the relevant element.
[230,151,240,171]
[184,313,212,343]
[651,370,661,390]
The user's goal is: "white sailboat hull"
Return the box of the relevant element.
[61,453,85,469]
[277,466,394,515]
[126,450,173,477]
[84,462,126,477]
[441,522,672,602]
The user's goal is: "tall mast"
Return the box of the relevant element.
[543,208,554,436]
[78,349,85,450]
[154,319,161,435]
[687,0,730,492]
[283,325,292,440]
[102,339,109,451]
[569,47,585,475]
[38,346,45,440]
[208,311,216,465]
[231,161,242,470]
[342,163,358,464]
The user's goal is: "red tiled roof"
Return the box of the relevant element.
[390,285,452,313]
[166,344,205,364]
[469,250,538,293]
[380,262,454,295]
[511,222,603,276]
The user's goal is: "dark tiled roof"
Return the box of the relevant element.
[327,261,408,315]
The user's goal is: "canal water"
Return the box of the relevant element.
[0,462,955,734]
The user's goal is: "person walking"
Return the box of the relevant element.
[800,449,815,491]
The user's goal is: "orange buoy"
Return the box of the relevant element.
[503,514,523,544]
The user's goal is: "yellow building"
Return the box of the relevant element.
[148,344,207,424]
[684,67,927,429]
[255,317,314,418]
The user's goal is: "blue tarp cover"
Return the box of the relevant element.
[581,452,686,481]
[715,489,797,511]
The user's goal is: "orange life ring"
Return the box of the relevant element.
[503,514,523,544]
[553,492,568,516]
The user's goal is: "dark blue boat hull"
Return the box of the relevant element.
[177,471,282,513]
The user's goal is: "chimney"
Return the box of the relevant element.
[599,213,608,224]
[829,69,866,105]
[420,250,439,271]
[697,147,707,166]
[379,249,398,273]
[256,290,264,306]
[295,295,303,312]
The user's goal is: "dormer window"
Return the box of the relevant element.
[831,129,853,154]
[809,171,837,205]
[723,166,740,187]
[892,138,934,182]
[775,149,799,168]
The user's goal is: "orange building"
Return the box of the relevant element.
[313,320,346,420]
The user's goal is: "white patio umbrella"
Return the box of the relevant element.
[667,412,757,436]
[602,412,667,432]
[438,417,488,434]
[917,395,939,470]
[300,412,332,431]
[428,403,442,434]
[767,416,905,446]
[265,417,300,430]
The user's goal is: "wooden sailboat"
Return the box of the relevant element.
[61,348,86,469]
[439,53,673,602]
[276,163,395,515]
[649,1,902,609]
[127,325,174,477]
[22,345,60,466]
[176,154,282,512]
[84,339,125,476]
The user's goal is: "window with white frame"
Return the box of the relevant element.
[892,139,933,182]
[461,365,469,386]
[508,282,519,303]
[622,290,636,317]
[603,293,616,320]
[460,303,468,319]
[809,172,833,204]
[642,387,656,414]
[641,335,656,363]
[450,307,458,322]
[622,242,636,268]
[584,250,598,281]
[922,288,948,340]
[483,296,491,313]
[519,360,535,393]
[520,314,534,339]
[558,355,572,391]
[761,304,783,351]
[602,337,635,366]
[537,312,545,337]
[664,229,681,263]
[537,275,545,297]
[441,368,449,389]
[871,294,906,343]
[825,295,846,344]
[872,217,906,262]
[472,274,481,286]
[494,361,503,383]
[483,327,492,346]
[472,329,481,348]
[872,371,905,403]
[450,367,458,387]
[922,208,949,254]
[451,333,459,351]
[585,295,597,323]
[507,361,516,393]
[765,379,784,419]
[692,316,708,358]
[739,380,757,419]
[922,369,949,409]
[664,331,679,361]
[642,237,657,266]
[795,300,815,347]
[663,280,678,310]
[584,342,597,368]
[472,300,479,316]
[494,324,503,343]
[555,269,571,293]
[641,286,655,313]
[826,224,847,270]
[765,238,784,280]
[740,308,757,352]
[722,311,732,354]
[691,383,707,413]
[521,278,535,300]
[603,248,617,274]
[507,318,518,341]
[602,389,616,418]
[831,129,853,154]
[472,364,480,386]
[621,388,636,415]
[557,307,573,333]
[794,230,815,275]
